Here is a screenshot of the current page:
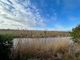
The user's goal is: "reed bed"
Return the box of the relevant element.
[11,37,80,60]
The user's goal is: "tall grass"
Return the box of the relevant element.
[0,29,69,38]
[11,37,79,60]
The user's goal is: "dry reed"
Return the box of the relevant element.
[11,37,76,60]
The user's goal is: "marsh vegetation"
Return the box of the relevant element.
[0,29,69,38]
[0,25,80,60]
[12,37,74,60]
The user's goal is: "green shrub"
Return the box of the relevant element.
[70,25,80,43]
[0,34,13,60]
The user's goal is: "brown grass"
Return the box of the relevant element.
[0,29,69,38]
[11,38,76,60]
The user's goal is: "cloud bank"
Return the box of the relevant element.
[0,0,46,29]
[0,0,78,31]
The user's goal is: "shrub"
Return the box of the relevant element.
[0,34,13,60]
[70,25,80,43]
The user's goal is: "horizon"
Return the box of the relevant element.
[0,29,70,32]
[0,0,80,31]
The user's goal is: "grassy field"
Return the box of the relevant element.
[0,29,69,38]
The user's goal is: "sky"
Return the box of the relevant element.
[0,0,80,31]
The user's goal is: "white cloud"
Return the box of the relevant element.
[0,17,26,29]
[0,0,73,31]
[0,0,46,29]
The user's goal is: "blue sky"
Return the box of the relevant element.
[0,0,80,31]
